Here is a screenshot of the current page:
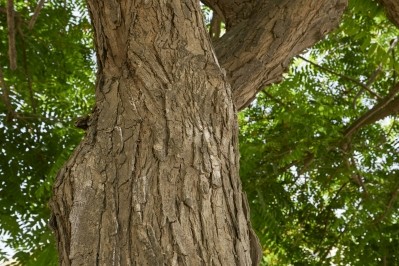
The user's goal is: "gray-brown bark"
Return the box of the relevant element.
[49,1,348,265]
[50,1,260,265]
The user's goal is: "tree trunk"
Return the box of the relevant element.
[50,1,261,265]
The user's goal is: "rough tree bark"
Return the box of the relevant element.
[49,1,347,265]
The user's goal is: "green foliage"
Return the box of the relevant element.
[0,0,94,264]
[240,1,399,265]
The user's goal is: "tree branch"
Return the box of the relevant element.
[0,6,24,36]
[373,185,399,224]
[212,0,348,110]
[261,89,289,108]
[297,55,382,100]
[0,67,15,120]
[28,0,46,30]
[21,38,36,114]
[344,82,399,139]
[352,37,399,102]
[7,0,17,70]
[348,155,368,197]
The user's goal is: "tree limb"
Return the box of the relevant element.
[373,185,399,224]
[28,0,46,30]
[352,37,399,102]
[344,82,399,139]
[0,7,24,36]
[212,0,348,110]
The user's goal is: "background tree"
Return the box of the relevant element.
[0,0,398,265]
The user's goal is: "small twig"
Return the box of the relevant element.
[318,194,358,264]
[373,185,399,224]
[298,152,315,176]
[353,37,399,105]
[7,0,17,70]
[369,37,398,88]
[13,111,55,122]
[391,38,397,85]
[386,116,397,137]
[28,0,46,30]
[365,65,383,88]
[349,155,368,197]
[297,55,382,100]
[261,89,289,108]
[21,39,36,113]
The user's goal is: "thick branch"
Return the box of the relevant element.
[344,82,399,139]
[212,0,348,110]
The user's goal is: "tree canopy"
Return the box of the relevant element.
[0,0,398,265]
